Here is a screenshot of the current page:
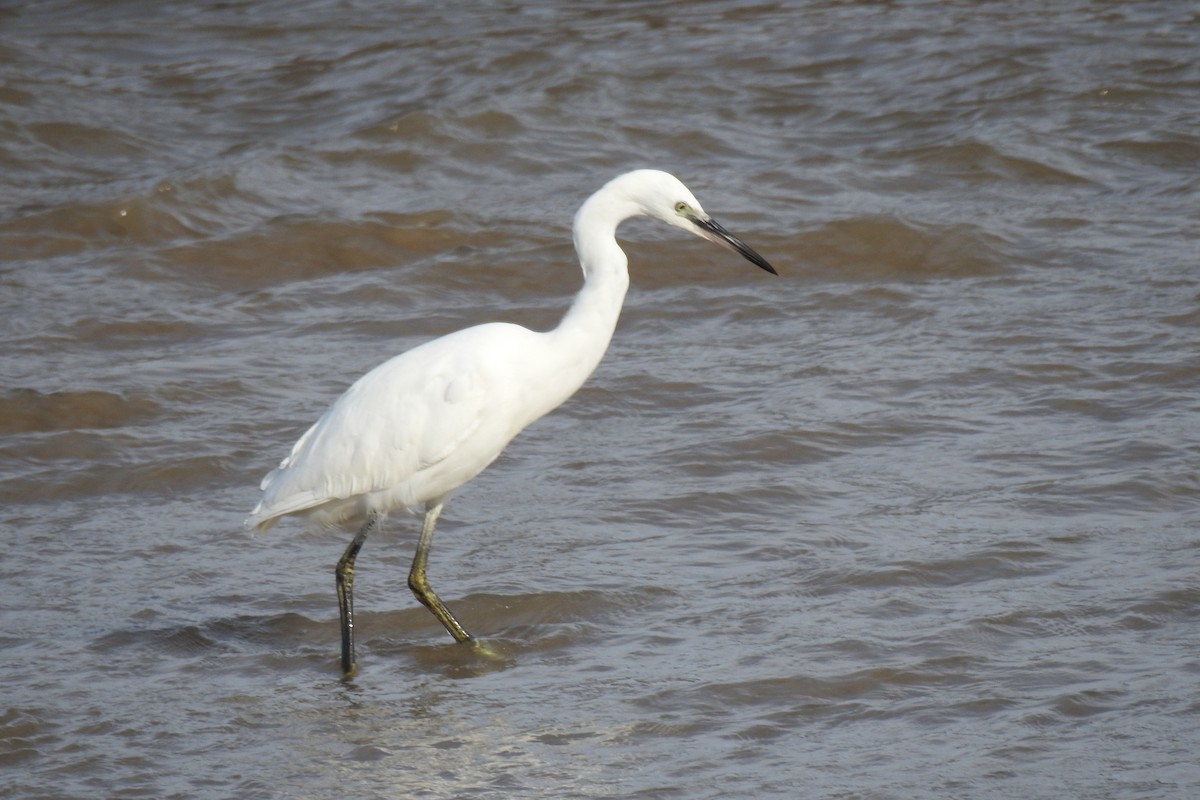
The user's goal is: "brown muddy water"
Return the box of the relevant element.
[2,2,1199,798]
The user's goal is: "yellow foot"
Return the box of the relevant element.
[467,638,506,662]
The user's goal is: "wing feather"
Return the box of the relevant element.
[246,324,528,530]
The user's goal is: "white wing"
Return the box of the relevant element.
[246,322,535,530]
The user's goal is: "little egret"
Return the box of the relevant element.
[246,169,777,676]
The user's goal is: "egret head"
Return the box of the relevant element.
[627,169,778,276]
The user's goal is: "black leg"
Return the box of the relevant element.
[335,512,378,677]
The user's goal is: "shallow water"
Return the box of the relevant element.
[2,2,1199,798]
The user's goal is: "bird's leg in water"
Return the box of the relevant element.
[335,512,378,677]
[409,500,473,643]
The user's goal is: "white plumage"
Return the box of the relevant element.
[246,169,776,676]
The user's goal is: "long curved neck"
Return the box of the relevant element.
[532,187,638,408]
[564,200,632,331]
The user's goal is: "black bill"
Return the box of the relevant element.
[693,216,778,275]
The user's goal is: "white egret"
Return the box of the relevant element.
[246,169,777,676]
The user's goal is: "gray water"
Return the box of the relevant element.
[2,2,1199,798]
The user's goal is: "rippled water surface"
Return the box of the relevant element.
[3,2,1199,798]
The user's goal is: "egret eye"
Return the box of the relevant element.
[674,201,689,215]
